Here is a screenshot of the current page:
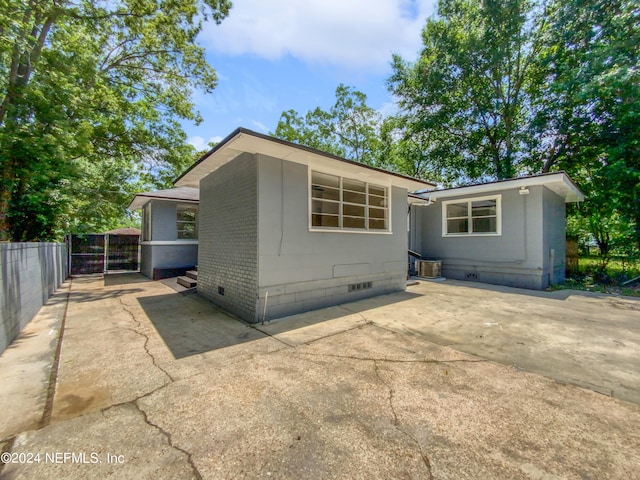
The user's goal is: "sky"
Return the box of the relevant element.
[185,0,439,151]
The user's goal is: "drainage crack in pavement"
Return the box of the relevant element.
[373,359,434,480]
[132,400,203,480]
[296,351,486,365]
[39,279,73,429]
[117,296,175,383]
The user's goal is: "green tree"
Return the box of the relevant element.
[273,84,382,166]
[388,0,546,181]
[378,115,447,183]
[0,0,231,241]
[533,0,640,252]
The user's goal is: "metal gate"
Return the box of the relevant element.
[68,234,140,275]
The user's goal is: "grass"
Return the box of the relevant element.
[557,255,640,297]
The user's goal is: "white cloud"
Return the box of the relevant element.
[188,135,223,150]
[201,0,437,72]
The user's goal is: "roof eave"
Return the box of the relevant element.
[174,128,435,191]
[416,172,584,203]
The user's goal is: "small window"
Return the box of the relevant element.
[310,171,389,232]
[442,195,500,236]
[177,204,198,239]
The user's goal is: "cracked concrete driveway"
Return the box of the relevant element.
[1,273,639,479]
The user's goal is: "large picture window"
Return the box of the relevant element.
[177,204,198,239]
[311,172,389,232]
[442,195,500,236]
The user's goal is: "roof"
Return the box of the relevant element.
[174,127,435,192]
[411,172,584,203]
[127,187,199,210]
[103,227,141,235]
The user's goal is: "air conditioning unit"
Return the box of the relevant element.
[416,259,442,278]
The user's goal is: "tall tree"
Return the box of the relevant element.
[0,0,231,241]
[388,0,546,181]
[533,0,640,251]
[273,84,382,166]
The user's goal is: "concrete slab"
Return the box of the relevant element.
[0,281,70,440]
[369,279,640,404]
[1,274,639,479]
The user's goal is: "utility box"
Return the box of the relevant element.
[417,259,442,278]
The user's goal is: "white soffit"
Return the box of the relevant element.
[175,130,434,192]
[128,187,200,210]
[418,173,584,203]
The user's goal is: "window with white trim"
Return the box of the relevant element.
[311,172,389,231]
[442,195,501,236]
[177,204,198,239]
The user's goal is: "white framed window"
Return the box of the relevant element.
[310,171,389,232]
[177,204,198,239]
[142,203,152,241]
[442,195,501,236]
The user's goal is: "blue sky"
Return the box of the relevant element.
[185,0,438,150]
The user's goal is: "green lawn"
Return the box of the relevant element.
[560,255,640,297]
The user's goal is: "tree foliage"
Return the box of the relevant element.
[0,0,231,241]
[534,0,640,251]
[273,84,382,166]
[388,0,545,181]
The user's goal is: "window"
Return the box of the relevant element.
[142,203,151,241]
[442,195,500,236]
[177,204,198,239]
[311,172,389,232]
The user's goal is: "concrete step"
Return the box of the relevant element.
[186,270,198,280]
[177,276,197,289]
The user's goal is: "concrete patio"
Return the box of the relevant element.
[1,273,639,479]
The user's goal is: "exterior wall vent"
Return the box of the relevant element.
[218,286,225,295]
[348,282,372,292]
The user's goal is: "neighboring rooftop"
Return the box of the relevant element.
[103,227,141,235]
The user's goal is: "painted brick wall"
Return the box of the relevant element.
[0,243,68,353]
[197,153,258,322]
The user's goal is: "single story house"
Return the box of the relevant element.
[127,186,199,279]
[409,172,584,290]
[129,128,584,322]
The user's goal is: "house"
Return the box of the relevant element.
[129,128,584,323]
[128,187,199,279]
[409,172,584,290]
[172,128,434,322]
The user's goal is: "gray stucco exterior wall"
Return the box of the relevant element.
[414,185,565,290]
[140,199,198,279]
[256,155,407,321]
[197,153,259,322]
[1,242,67,354]
[542,187,567,286]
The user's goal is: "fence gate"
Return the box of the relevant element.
[68,234,140,275]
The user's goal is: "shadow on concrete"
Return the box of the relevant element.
[258,290,424,337]
[137,292,266,359]
[137,290,423,359]
[104,272,152,287]
[433,278,640,302]
[68,288,147,303]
